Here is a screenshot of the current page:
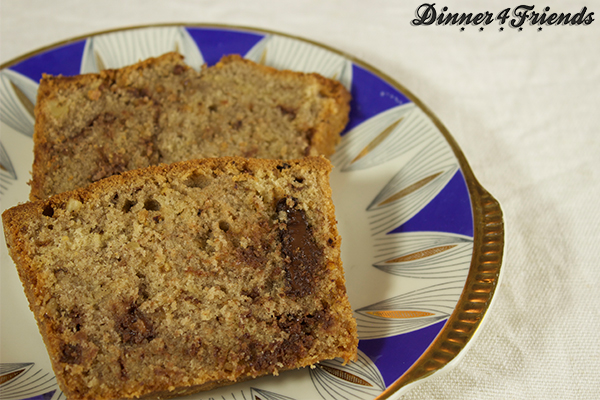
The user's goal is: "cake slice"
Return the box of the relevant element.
[30,53,351,200]
[3,156,358,400]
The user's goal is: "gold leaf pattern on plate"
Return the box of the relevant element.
[365,310,435,319]
[355,280,464,339]
[351,117,403,164]
[0,362,58,398]
[309,350,385,399]
[0,69,38,137]
[377,171,443,207]
[318,364,373,387]
[0,367,25,384]
[9,82,34,118]
[385,244,457,263]
[373,232,473,279]
[250,387,296,400]
[259,48,268,65]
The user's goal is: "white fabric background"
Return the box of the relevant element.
[2,0,599,398]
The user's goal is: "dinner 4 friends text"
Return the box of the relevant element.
[411,4,594,29]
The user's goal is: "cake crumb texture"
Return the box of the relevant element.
[30,53,351,200]
[3,157,358,400]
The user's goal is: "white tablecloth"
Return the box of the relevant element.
[2,1,599,398]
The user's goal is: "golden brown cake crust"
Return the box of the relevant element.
[4,156,358,400]
[30,53,351,200]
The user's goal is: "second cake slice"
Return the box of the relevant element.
[31,53,351,200]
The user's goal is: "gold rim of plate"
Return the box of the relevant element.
[0,23,505,399]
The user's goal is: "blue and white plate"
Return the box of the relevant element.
[0,25,504,400]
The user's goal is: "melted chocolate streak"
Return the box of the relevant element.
[277,198,323,297]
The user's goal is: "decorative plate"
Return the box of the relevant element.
[0,24,504,400]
